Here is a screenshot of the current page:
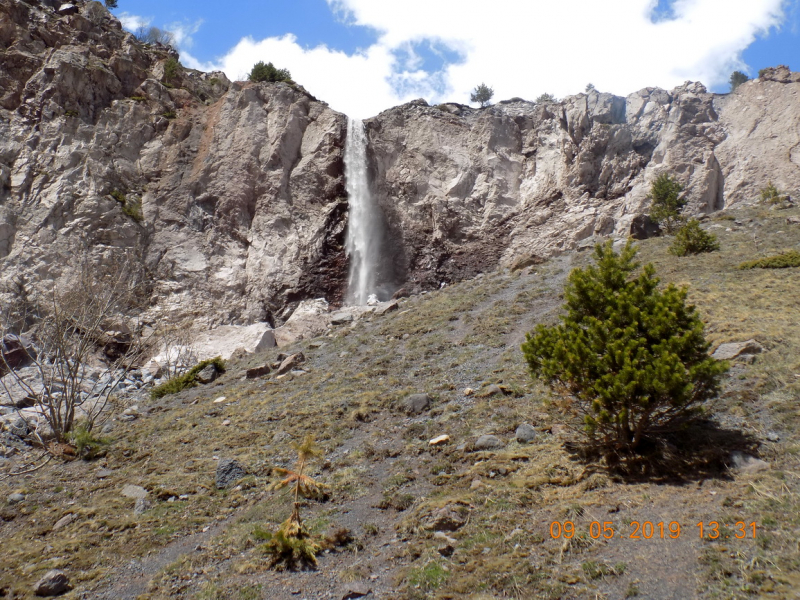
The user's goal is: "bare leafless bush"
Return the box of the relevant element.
[0,254,157,445]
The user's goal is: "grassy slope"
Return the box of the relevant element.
[1,204,799,600]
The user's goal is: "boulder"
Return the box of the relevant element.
[8,492,25,504]
[0,334,35,375]
[182,324,276,363]
[216,458,246,489]
[629,214,661,240]
[273,299,330,347]
[33,570,71,597]
[195,364,218,384]
[375,300,399,316]
[712,340,764,361]
[515,424,537,443]
[244,364,271,379]
[475,435,504,450]
[276,353,305,376]
[403,393,431,415]
[330,311,355,325]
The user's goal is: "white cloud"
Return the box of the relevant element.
[174,0,789,118]
[118,12,151,32]
[166,19,204,49]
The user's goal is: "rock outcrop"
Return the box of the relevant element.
[364,73,800,291]
[2,0,800,327]
[0,0,347,329]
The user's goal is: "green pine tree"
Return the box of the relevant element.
[648,173,686,233]
[522,241,727,453]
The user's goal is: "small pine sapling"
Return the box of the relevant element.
[260,434,330,569]
[669,219,720,256]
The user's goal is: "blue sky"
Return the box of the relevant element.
[115,0,800,118]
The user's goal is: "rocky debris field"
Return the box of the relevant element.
[1,202,799,599]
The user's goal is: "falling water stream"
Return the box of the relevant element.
[344,118,382,305]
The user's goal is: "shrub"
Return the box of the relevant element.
[585,83,596,93]
[67,422,110,460]
[150,357,226,399]
[110,190,143,222]
[163,58,181,84]
[105,0,118,8]
[738,250,800,270]
[248,61,292,83]
[522,241,727,454]
[668,219,720,256]
[470,83,494,108]
[758,68,769,78]
[729,71,749,91]
[648,173,685,233]
[535,93,557,103]
[759,181,789,205]
[135,26,175,46]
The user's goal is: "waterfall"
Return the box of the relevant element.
[344,118,381,305]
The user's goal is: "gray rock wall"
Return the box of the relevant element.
[2,0,799,322]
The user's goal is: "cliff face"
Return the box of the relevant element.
[365,71,800,291]
[0,0,348,326]
[2,0,799,323]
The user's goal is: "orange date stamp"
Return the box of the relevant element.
[549,521,758,540]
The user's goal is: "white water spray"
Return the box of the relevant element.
[344,118,381,305]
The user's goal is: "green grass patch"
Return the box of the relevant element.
[738,250,800,269]
[150,357,226,400]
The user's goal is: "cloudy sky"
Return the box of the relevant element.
[115,0,800,118]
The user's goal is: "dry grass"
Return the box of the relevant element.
[1,205,799,599]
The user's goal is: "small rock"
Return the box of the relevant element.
[33,569,71,596]
[403,393,431,415]
[429,434,450,446]
[121,485,148,499]
[133,498,151,515]
[222,419,231,426]
[196,364,219,384]
[95,469,112,479]
[276,352,306,375]
[434,531,457,544]
[216,458,246,489]
[712,340,764,361]
[56,4,78,16]
[8,492,25,504]
[213,396,226,403]
[479,384,503,397]
[470,479,484,490]
[426,505,466,531]
[474,435,504,450]
[463,387,474,397]
[437,543,455,557]
[341,583,372,599]
[515,423,537,443]
[330,311,355,325]
[787,216,800,225]
[729,451,769,473]
[52,514,75,531]
[309,340,325,349]
[766,432,780,442]
[245,364,271,379]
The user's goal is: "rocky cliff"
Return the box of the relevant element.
[0,0,348,327]
[2,0,799,326]
[365,70,800,291]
